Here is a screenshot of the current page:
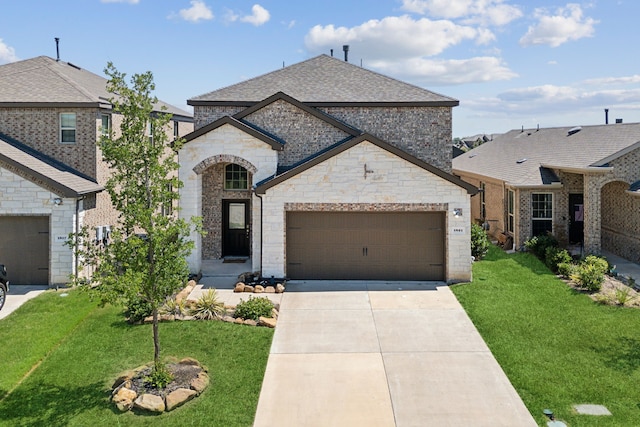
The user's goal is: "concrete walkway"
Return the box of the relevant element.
[602,250,640,283]
[253,281,537,427]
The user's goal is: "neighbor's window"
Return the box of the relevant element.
[60,113,76,143]
[225,164,248,190]
[507,189,515,234]
[480,182,486,219]
[101,114,111,138]
[173,120,179,138]
[162,183,173,217]
[531,193,553,236]
[147,121,153,144]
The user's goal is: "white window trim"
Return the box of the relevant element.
[507,189,515,234]
[60,112,76,144]
[101,114,111,138]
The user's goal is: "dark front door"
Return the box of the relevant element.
[222,200,250,256]
[569,193,584,244]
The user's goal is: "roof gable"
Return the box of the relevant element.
[182,115,284,150]
[0,56,192,119]
[234,92,361,136]
[255,133,477,194]
[189,55,458,107]
[0,132,103,197]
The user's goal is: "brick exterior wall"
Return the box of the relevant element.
[554,171,584,245]
[320,106,453,172]
[0,107,98,178]
[194,105,246,129]
[259,140,471,283]
[243,100,351,167]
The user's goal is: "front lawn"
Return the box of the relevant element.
[0,290,273,427]
[452,246,640,426]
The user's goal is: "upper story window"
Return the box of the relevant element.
[60,113,76,143]
[225,164,248,190]
[101,114,111,138]
[531,193,553,236]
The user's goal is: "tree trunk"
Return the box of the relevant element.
[152,307,160,368]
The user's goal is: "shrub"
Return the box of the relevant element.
[234,296,274,321]
[545,247,572,272]
[189,289,225,320]
[571,256,608,292]
[144,362,174,389]
[470,223,490,260]
[557,262,575,279]
[524,234,558,259]
[124,297,153,322]
[160,297,187,316]
[614,287,635,306]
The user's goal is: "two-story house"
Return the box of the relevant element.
[0,56,193,285]
[179,55,477,283]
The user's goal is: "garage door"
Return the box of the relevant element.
[286,212,444,280]
[0,216,49,285]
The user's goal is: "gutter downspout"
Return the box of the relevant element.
[254,191,264,277]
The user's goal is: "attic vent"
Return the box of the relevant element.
[468,154,476,158]
[516,158,527,164]
[567,126,582,136]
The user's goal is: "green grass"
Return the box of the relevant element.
[0,290,273,427]
[452,246,640,427]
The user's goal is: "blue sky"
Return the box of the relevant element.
[1,0,638,138]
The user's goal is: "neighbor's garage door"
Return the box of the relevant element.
[0,216,49,285]
[286,212,444,280]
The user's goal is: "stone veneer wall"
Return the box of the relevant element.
[259,140,471,283]
[179,124,279,273]
[319,106,453,172]
[0,163,82,285]
[243,100,351,167]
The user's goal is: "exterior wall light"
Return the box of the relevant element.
[53,197,63,206]
[453,208,462,217]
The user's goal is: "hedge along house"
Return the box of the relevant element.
[180,55,478,282]
[453,123,640,262]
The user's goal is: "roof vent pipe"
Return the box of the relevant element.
[343,45,349,62]
[55,37,60,62]
[605,108,609,124]
[330,49,333,57]
[616,118,623,124]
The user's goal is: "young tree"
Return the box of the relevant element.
[71,63,200,378]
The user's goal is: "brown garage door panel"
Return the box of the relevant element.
[286,212,444,281]
[0,216,49,285]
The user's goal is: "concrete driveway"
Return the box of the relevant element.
[253,281,537,427]
[0,285,49,320]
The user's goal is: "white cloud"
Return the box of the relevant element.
[372,56,517,85]
[177,0,213,23]
[584,75,640,85]
[240,4,270,26]
[100,0,139,3]
[400,0,522,26]
[519,3,598,47]
[305,15,488,60]
[0,39,18,64]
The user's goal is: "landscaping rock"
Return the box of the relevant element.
[178,357,201,366]
[222,315,235,323]
[258,316,277,328]
[271,308,279,319]
[254,285,265,293]
[265,286,275,293]
[166,388,197,411]
[112,372,134,390]
[113,387,137,412]
[243,319,257,326]
[234,317,244,324]
[134,393,165,413]
[234,282,245,293]
[190,372,210,395]
[276,283,285,293]
[244,285,255,293]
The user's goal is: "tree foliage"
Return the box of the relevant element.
[70,63,201,369]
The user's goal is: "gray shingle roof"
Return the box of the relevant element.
[0,132,103,197]
[189,55,458,106]
[453,123,640,187]
[0,56,192,119]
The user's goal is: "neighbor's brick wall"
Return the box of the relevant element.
[243,99,352,167]
[0,107,99,178]
[0,163,81,285]
[259,140,471,283]
[320,106,453,172]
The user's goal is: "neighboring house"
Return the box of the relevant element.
[0,56,193,285]
[453,123,640,262]
[180,55,477,282]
